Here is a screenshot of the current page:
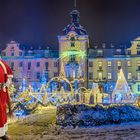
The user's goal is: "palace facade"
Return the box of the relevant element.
[1,9,140,94]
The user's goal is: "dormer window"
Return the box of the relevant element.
[116,49,121,55]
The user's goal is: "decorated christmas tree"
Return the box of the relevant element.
[112,68,134,103]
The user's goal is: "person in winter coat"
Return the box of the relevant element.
[0,84,12,140]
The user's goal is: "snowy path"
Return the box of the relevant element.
[8,107,140,140]
[61,123,140,140]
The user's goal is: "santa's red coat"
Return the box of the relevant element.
[0,88,9,128]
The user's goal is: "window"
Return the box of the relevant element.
[70,36,75,41]
[45,72,49,80]
[108,61,112,67]
[97,50,103,57]
[11,51,14,56]
[117,61,121,66]
[36,62,40,67]
[89,72,93,80]
[19,62,23,67]
[127,50,131,55]
[138,85,140,92]
[137,61,140,66]
[89,62,93,67]
[98,61,102,69]
[116,49,121,54]
[2,52,6,56]
[70,42,75,47]
[108,73,112,80]
[117,61,121,70]
[19,52,22,56]
[45,62,49,70]
[28,62,31,70]
[36,72,40,79]
[54,62,57,67]
[54,73,58,77]
[98,61,102,67]
[70,55,76,62]
[98,72,102,80]
[127,61,131,67]
[137,73,140,80]
[128,73,132,80]
[27,72,31,79]
[137,50,140,55]
[10,62,14,70]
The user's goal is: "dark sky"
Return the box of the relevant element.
[0,0,140,49]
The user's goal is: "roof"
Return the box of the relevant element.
[63,10,87,35]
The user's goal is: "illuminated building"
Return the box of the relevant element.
[1,9,140,95]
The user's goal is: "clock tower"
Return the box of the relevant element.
[58,9,89,88]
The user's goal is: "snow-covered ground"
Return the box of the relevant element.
[9,121,140,140]
[7,106,140,140]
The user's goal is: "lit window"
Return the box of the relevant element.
[137,73,140,80]
[108,73,112,80]
[137,61,140,66]
[98,61,102,67]
[97,50,103,56]
[128,73,132,80]
[108,61,112,67]
[117,61,121,66]
[98,72,102,80]
[127,61,131,67]
[116,49,121,53]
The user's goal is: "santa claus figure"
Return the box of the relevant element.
[0,60,13,140]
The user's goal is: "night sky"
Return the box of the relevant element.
[0,0,140,49]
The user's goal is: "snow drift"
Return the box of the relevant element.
[56,104,140,127]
